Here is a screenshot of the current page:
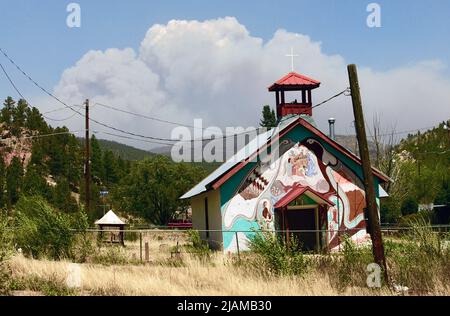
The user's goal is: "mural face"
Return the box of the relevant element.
[221,138,371,253]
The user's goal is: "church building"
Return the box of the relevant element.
[181,71,390,253]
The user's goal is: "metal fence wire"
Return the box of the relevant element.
[71,225,450,263]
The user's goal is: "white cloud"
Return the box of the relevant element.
[44,17,450,149]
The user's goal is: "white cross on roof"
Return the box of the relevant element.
[286,47,299,72]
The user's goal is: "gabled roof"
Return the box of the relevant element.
[95,210,125,226]
[274,185,335,209]
[180,115,391,200]
[268,72,321,91]
[180,116,299,199]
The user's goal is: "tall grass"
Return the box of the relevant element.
[7,254,394,296]
[184,230,211,262]
[3,219,449,296]
[0,213,14,295]
[247,231,310,277]
[385,218,450,293]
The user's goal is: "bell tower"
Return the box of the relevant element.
[268,72,321,119]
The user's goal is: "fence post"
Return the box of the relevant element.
[139,232,143,263]
[235,231,240,262]
[145,241,150,262]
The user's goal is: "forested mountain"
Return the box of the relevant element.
[379,120,450,223]
[78,138,155,161]
[0,96,208,225]
[1,96,447,226]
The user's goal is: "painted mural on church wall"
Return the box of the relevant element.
[221,138,372,253]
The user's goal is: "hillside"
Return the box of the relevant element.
[78,138,155,161]
[0,96,210,225]
[151,134,375,160]
[380,120,450,223]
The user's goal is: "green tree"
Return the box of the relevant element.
[22,164,50,199]
[52,178,78,213]
[12,99,28,136]
[380,198,401,224]
[260,105,277,129]
[434,179,450,205]
[79,180,101,221]
[90,134,103,183]
[6,156,23,207]
[401,196,419,217]
[114,156,206,225]
[25,106,47,133]
[1,97,15,125]
[14,195,84,260]
[103,150,119,185]
[45,126,82,184]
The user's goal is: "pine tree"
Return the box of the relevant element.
[90,134,103,183]
[52,178,78,213]
[22,164,50,199]
[1,97,15,125]
[103,150,119,185]
[11,99,28,136]
[25,107,47,133]
[260,105,277,129]
[6,156,23,207]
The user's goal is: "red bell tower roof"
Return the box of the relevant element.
[268,72,321,118]
[268,72,320,91]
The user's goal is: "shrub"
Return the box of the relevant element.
[248,231,310,277]
[9,274,76,296]
[0,212,13,263]
[72,232,95,263]
[14,195,84,260]
[71,211,94,263]
[0,212,14,295]
[400,197,419,216]
[398,210,435,227]
[124,231,139,242]
[386,217,450,293]
[380,199,401,224]
[184,230,211,262]
[331,236,375,291]
[91,245,128,265]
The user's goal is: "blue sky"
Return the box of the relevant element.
[1,0,449,93]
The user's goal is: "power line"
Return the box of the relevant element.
[0,59,78,122]
[43,104,95,121]
[96,87,349,131]
[0,47,212,142]
[92,130,176,146]
[0,48,83,113]
[0,48,263,142]
[312,87,350,109]
[0,47,352,143]
[0,61,25,100]
[415,149,450,155]
[44,112,78,122]
[369,125,443,138]
[95,102,206,131]
[42,104,85,114]
[1,47,207,142]
[0,129,85,143]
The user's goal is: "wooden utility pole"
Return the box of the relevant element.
[85,99,90,212]
[347,64,388,282]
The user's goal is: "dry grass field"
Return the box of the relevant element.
[3,226,449,296]
[8,254,395,296]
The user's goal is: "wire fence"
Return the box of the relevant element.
[70,225,450,263]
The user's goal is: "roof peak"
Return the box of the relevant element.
[268,72,320,91]
[95,209,126,225]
